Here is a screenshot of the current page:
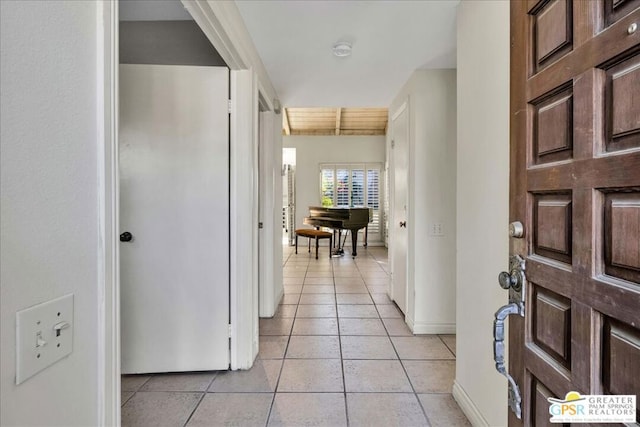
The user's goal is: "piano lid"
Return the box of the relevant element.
[307,206,372,223]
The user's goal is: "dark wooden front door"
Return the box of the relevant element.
[510,1,640,425]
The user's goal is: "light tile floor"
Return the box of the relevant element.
[121,245,470,427]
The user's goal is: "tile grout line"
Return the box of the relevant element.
[264,255,306,426]
[332,256,351,427]
[437,334,456,358]
[181,391,207,427]
[357,250,433,426]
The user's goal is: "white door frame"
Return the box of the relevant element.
[97,1,120,424]
[258,105,284,318]
[98,1,279,423]
[230,69,260,369]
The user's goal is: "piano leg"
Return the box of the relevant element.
[351,229,358,257]
[332,229,346,256]
[363,225,368,247]
[341,231,348,254]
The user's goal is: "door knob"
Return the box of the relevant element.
[498,271,516,289]
[399,221,407,228]
[498,269,524,292]
[120,232,133,242]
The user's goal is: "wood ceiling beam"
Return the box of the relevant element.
[335,108,342,136]
[283,108,291,136]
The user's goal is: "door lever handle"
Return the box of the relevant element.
[493,254,526,419]
[120,232,133,242]
[493,302,524,419]
[493,303,523,374]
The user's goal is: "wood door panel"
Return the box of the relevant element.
[528,0,545,14]
[512,1,640,425]
[605,52,640,152]
[602,318,640,420]
[530,376,570,427]
[605,191,640,283]
[532,0,574,72]
[526,10,640,102]
[605,0,640,27]
[532,84,574,164]
[533,286,572,368]
[534,194,573,263]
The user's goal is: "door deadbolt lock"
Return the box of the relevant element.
[509,221,524,238]
[399,221,407,228]
[120,232,133,242]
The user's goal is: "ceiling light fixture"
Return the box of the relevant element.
[332,42,352,57]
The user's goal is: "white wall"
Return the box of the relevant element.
[283,135,386,233]
[454,2,510,426]
[1,1,101,425]
[389,69,457,334]
[119,20,227,66]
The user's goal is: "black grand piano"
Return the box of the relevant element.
[303,206,372,257]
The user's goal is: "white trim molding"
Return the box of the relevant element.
[258,110,279,318]
[97,0,120,425]
[391,99,409,121]
[452,380,490,427]
[183,0,277,104]
[410,321,456,335]
[230,69,259,370]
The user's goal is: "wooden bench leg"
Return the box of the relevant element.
[315,236,319,259]
[308,237,311,253]
[295,234,298,254]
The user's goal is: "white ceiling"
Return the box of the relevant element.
[235,0,459,107]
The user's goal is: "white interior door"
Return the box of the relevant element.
[119,64,230,374]
[391,105,409,315]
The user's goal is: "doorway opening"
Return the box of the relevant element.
[282,148,297,246]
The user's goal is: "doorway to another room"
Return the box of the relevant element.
[282,148,296,246]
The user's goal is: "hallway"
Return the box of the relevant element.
[121,246,470,426]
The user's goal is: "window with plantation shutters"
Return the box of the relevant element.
[351,168,365,206]
[319,163,383,243]
[321,168,334,207]
[336,168,350,207]
[366,168,380,235]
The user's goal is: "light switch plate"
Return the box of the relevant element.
[430,223,445,237]
[16,294,74,384]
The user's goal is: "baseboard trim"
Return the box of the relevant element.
[452,380,490,427]
[411,321,456,335]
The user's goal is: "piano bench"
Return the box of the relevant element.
[295,229,333,259]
